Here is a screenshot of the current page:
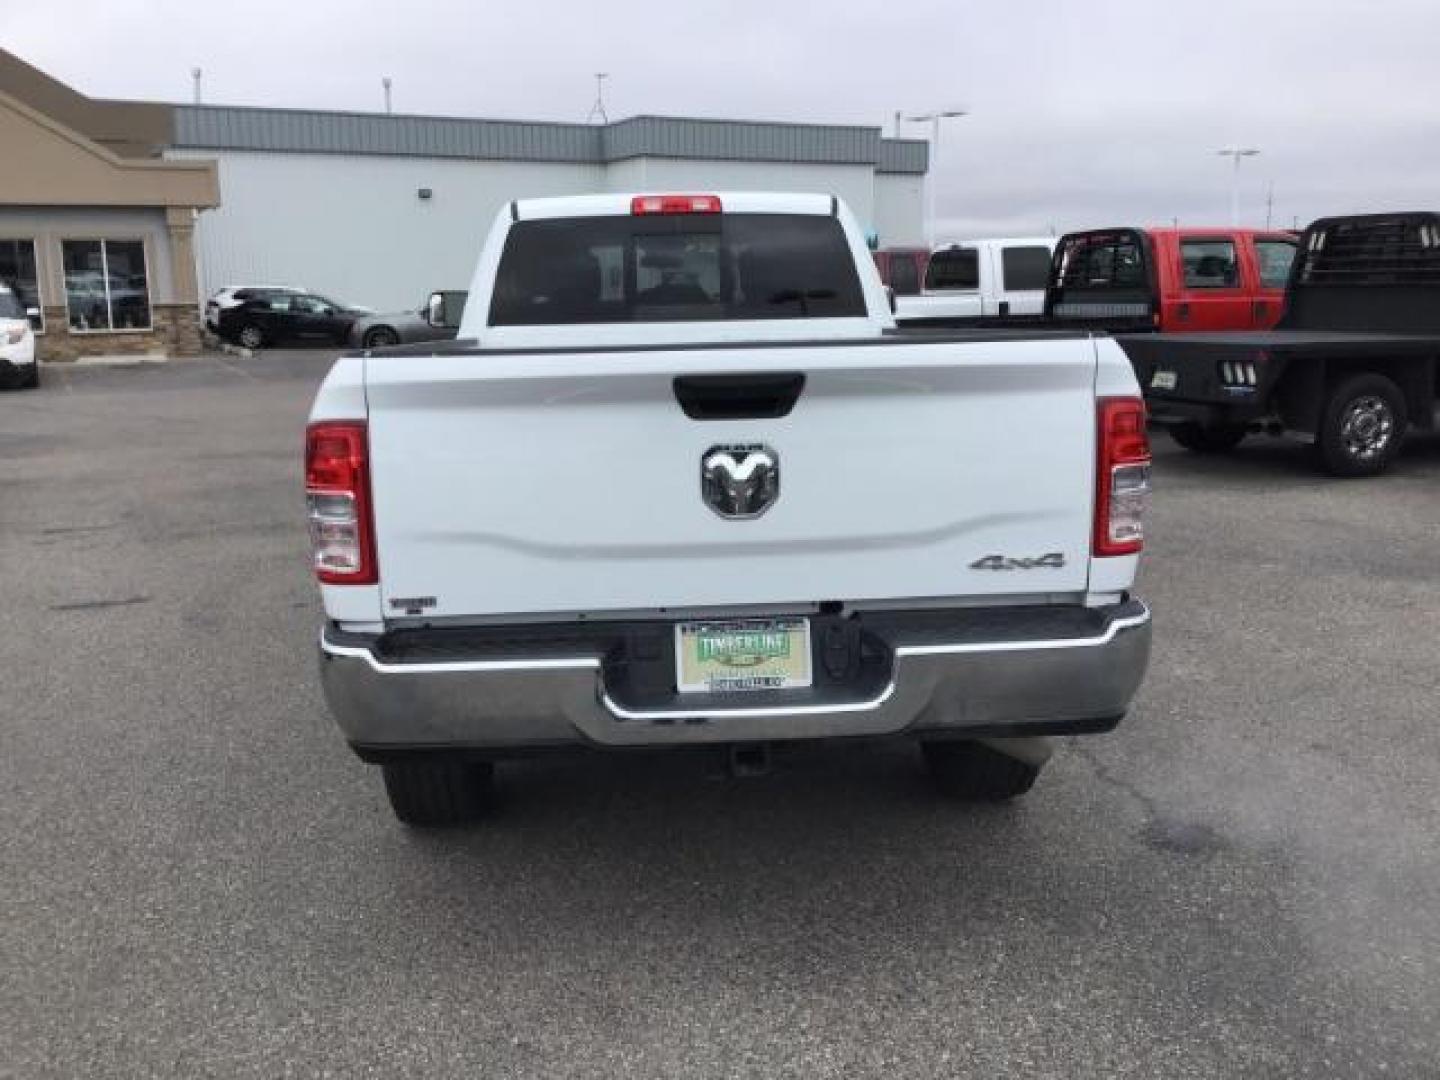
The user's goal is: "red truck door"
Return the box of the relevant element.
[1248,235,1298,328]
[1170,235,1252,330]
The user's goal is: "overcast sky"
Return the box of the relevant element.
[6,0,1440,238]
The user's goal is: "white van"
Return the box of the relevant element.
[894,237,1057,327]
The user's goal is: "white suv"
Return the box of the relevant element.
[0,284,38,390]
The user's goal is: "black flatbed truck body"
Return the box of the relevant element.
[1111,212,1440,475]
[1121,330,1439,429]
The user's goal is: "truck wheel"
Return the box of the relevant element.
[1316,374,1407,477]
[1169,422,1246,454]
[380,758,495,826]
[237,325,265,350]
[922,740,1041,801]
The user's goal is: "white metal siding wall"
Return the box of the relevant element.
[168,150,923,309]
[169,150,605,311]
[873,174,926,248]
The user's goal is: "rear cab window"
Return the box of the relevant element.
[489,213,866,325]
[1054,232,1148,290]
[925,248,979,291]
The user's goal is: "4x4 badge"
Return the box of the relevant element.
[969,553,1066,571]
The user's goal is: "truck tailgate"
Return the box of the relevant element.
[364,338,1100,619]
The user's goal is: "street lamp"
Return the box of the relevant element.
[905,110,968,246]
[1216,147,1260,226]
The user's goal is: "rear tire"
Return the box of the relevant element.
[364,326,400,348]
[1169,422,1246,454]
[1315,373,1407,477]
[380,758,495,827]
[23,363,39,389]
[922,741,1041,802]
[237,324,265,350]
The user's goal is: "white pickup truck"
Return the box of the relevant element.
[307,192,1152,826]
[894,237,1057,328]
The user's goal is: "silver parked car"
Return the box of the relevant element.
[348,291,468,349]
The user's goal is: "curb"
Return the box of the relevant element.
[201,331,255,360]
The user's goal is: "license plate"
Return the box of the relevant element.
[1151,370,1178,391]
[675,618,812,694]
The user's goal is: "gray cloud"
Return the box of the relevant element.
[9,0,1439,237]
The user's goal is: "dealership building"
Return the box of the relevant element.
[1,48,928,360]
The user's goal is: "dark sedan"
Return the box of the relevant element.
[211,289,369,349]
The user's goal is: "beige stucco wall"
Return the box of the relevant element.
[0,47,172,158]
[0,82,216,358]
[0,89,217,209]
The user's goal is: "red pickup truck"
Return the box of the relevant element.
[1046,227,1298,333]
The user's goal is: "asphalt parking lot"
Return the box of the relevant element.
[3,351,1439,1078]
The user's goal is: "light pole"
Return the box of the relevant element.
[904,110,967,246]
[1216,147,1260,225]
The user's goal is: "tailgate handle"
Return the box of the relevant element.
[673,373,806,421]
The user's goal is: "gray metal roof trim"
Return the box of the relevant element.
[602,116,878,165]
[173,105,929,173]
[876,139,929,175]
[174,106,601,163]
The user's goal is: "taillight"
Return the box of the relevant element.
[630,194,722,215]
[1094,397,1151,557]
[305,421,377,584]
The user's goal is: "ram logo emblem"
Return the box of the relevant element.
[702,445,779,519]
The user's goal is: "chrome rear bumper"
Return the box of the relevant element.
[319,600,1151,752]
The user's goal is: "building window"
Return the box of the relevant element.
[62,239,152,332]
[0,239,43,332]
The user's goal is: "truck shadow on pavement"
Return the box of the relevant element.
[312,744,1400,1075]
[1151,428,1440,483]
